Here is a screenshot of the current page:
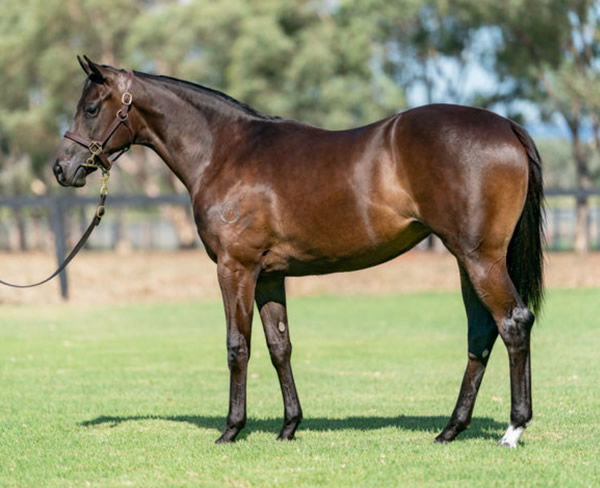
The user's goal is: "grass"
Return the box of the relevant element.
[1,289,599,487]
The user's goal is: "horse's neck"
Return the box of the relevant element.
[133,77,250,194]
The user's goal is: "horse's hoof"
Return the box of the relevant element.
[434,435,451,444]
[276,435,294,441]
[498,425,524,448]
[434,426,459,444]
[276,431,296,441]
[215,429,238,444]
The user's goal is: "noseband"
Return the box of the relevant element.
[64,70,135,172]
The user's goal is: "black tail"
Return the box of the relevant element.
[507,123,545,314]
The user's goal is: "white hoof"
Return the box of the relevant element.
[498,424,524,448]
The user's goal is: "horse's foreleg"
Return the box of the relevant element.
[255,274,302,440]
[215,258,257,443]
[436,266,498,443]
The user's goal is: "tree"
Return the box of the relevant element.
[370,0,486,106]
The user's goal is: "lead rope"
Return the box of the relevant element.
[0,171,110,289]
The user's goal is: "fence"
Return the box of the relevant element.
[0,193,192,298]
[1,189,599,298]
[545,188,600,251]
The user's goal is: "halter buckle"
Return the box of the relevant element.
[83,155,99,168]
[121,92,133,105]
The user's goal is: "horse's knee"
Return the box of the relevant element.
[500,306,534,353]
[227,338,249,372]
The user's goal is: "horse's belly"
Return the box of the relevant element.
[261,219,430,276]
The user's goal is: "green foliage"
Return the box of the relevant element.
[1,290,599,487]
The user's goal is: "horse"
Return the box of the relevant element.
[53,57,544,447]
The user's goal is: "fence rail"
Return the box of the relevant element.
[1,189,599,299]
[0,193,191,298]
[545,188,600,197]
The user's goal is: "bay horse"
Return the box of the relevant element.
[54,57,544,447]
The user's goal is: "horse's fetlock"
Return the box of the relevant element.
[511,406,532,428]
[229,416,246,431]
[285,412,303,427]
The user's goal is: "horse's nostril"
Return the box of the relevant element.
[53,160,67,184]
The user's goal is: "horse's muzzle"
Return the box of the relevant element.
[53,159,88,187]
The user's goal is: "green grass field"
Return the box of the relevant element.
[1,289,599,487]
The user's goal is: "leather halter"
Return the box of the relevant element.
[64,70,135,171]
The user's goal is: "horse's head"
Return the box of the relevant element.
[53,56,134,187]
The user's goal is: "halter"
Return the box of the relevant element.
[63,70,135,172]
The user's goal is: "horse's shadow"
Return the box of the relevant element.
[80,414,505,441]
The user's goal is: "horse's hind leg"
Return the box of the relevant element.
[255,274,303,440]
[459,251,535,447]
[435,265,498,443]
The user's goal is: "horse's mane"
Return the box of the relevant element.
[132,70,280,121]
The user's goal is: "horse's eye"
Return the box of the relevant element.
[85,104,99,117]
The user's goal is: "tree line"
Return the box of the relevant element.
[1,0,599,251]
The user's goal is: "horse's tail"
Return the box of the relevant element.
[507,123,545,314]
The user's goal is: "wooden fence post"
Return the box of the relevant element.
[50,197,69,299]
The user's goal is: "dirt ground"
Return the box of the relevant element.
[0,249,599,305]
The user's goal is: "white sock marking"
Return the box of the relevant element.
[498,424,524,448]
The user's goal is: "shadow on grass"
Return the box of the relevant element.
[80,414,505,441]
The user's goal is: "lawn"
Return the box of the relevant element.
[1,289,599,487]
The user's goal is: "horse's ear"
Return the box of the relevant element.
[77,55,90,75]
[82,55,106,84]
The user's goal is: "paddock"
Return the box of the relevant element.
[1,267,598,486]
